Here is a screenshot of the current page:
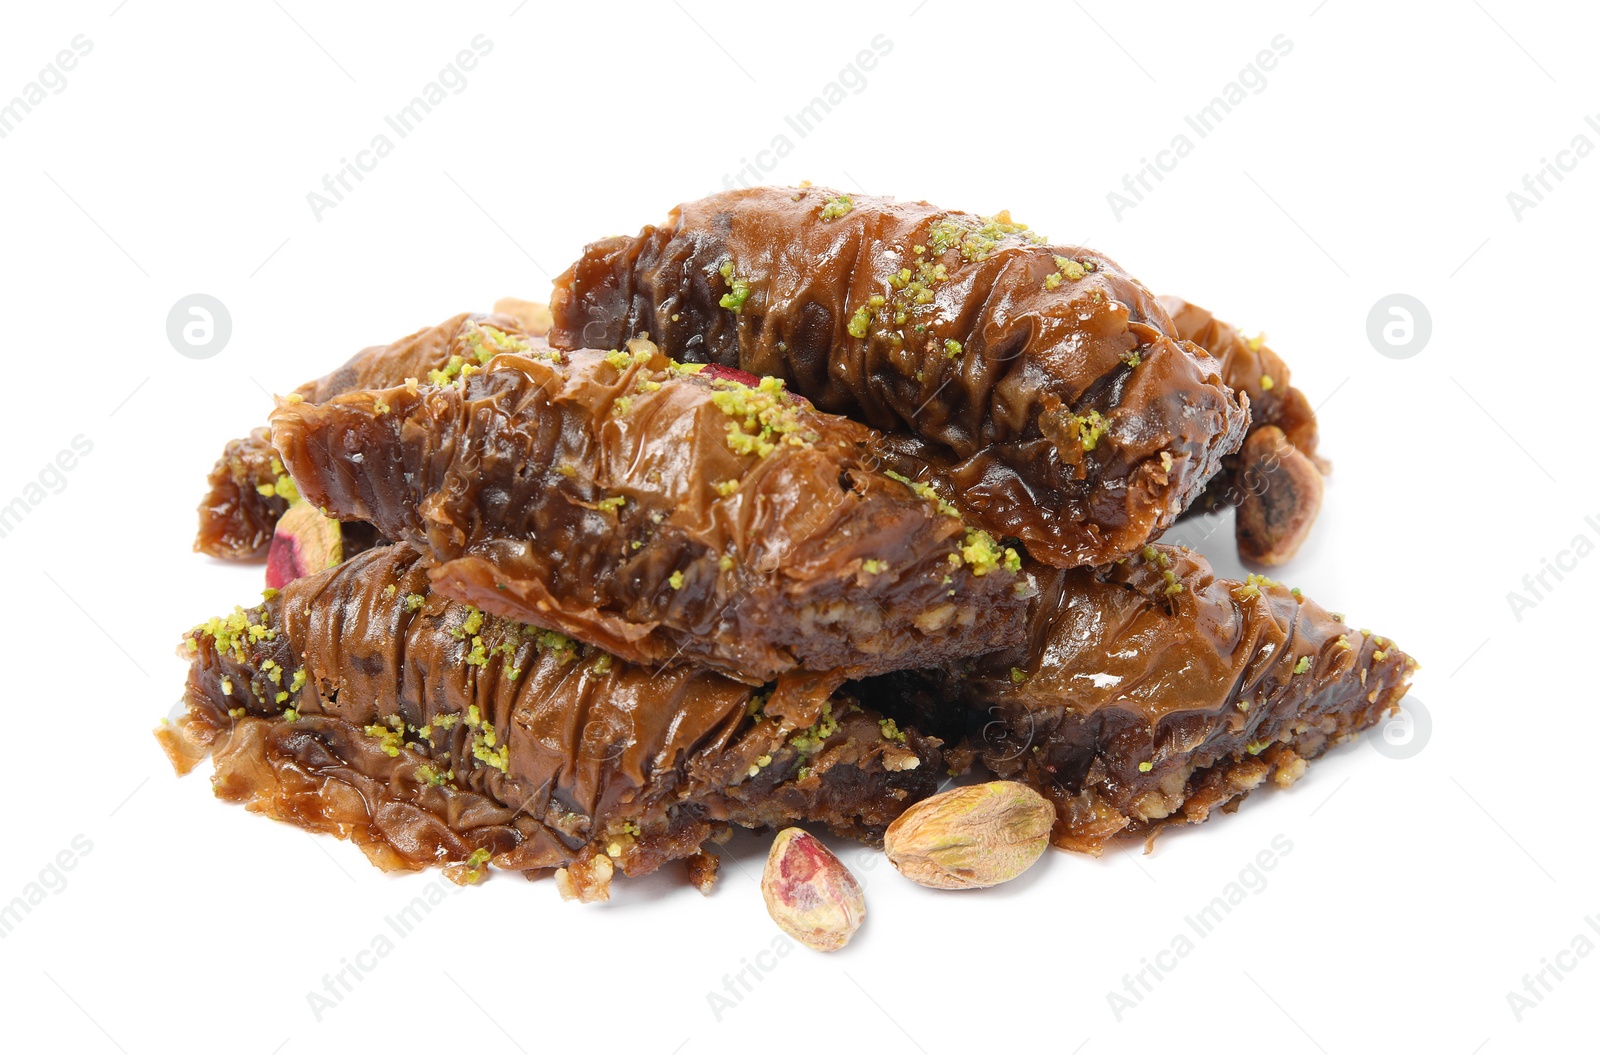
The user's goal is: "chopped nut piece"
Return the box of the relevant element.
[686,850,720,896]
[555,852,614,904]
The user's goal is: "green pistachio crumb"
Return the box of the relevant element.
[720,279,752,313]
[819,195,853,221]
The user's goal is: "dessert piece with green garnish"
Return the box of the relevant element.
[865,544,1415,854]
[548,186,1249,569]
[194,310,555,561]
[270,337,1033,685]
[161,545,942,898]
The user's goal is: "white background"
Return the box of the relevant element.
[1,2,1595,1052]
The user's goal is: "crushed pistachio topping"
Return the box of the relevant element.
[289,669,306,693]
[1260,374,1275,391]
[283,393,305,404]
[957,529,1021,576]
[1052,255,1094,282]
[530,628,579,664]
[943,339,964,360]
[1336,634,1351,650]
[1246,741,1270,755]
[713,479,740,497]
[364,716,406,757]
[1293,656,1313,675]
[1163,570,1184,596]
[1232,573,1280,602]
[719,554,735,572]
[1138,761,1154,773]
[463,704,509,772]
[190,605,278,663]
[448,606,485,641]
[1067,409,1107,452]
[220,678,233,696]
[1010,667,1029,685]
[926,210,1047,261]
[1248,333,1266,351]
[282,708,300,722]
[556,464,578,478]
[861,559,888,575]
[404,593,426,612]
[465,322,532,364]
[819,195,854,221]
[382,583,398,599]
[884,470,959,517]
[372,397,391,414]
[1122,350,1142,368]
[1373,650,1389,662]
[612,395,633,416]
[227,707,247,718]
[718,261,752,313]
[878,717,907,743]
[710,375,817,458]
[596,495,627,514]
[847,305,872,339]
[427,354,480,388]
[788,700,840,755]
[668,570,685,590]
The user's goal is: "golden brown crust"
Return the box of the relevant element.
[174,545,943,883]
[551,187,1249,568]
[270,339,1035,684]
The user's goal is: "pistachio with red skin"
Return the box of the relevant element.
[761,828,865,952]
[264,502,343,589]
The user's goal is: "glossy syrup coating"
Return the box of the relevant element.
[1160,297,1326,564]
[270,338,1035,684]
[550,187,1250,568]
[871,545,1415,853]
[167,545,941,885]
[193,312,543,559]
